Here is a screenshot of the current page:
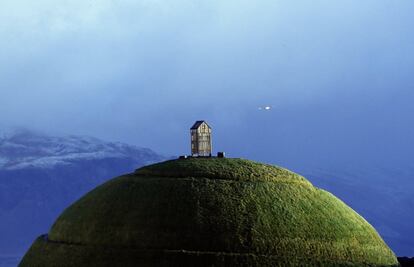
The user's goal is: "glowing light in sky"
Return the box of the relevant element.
[258,106,272,111]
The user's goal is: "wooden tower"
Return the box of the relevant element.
[190,121,212,157]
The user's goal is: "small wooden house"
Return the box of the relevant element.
[190,121,212,157]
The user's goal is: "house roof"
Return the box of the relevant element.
[190,120,210,130]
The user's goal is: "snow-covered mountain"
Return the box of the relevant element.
[0,130,165,257]
[0,130,160,170]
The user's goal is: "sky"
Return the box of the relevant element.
[1,0,414,169]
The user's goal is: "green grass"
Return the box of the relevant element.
[136,158,310,184]
[19,158,399,267]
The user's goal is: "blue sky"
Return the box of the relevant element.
[1,0,414,168]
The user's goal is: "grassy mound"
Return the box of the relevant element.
[20,158,398,267]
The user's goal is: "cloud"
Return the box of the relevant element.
[0,0,413,163]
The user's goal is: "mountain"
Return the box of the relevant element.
[300,165,414,257]
[0,130,165,256]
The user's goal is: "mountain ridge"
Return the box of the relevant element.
[0,129,158,170]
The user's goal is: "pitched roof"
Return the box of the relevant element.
[190,120,210,130]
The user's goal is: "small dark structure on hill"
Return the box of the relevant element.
[190,120,212,157]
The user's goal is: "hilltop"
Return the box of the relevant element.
[20,158,398,266]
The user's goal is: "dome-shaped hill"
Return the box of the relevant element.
[19,158,398,267]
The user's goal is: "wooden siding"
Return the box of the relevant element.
[190,121,212,156]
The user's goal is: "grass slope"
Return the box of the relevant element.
[20,158,398,267]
